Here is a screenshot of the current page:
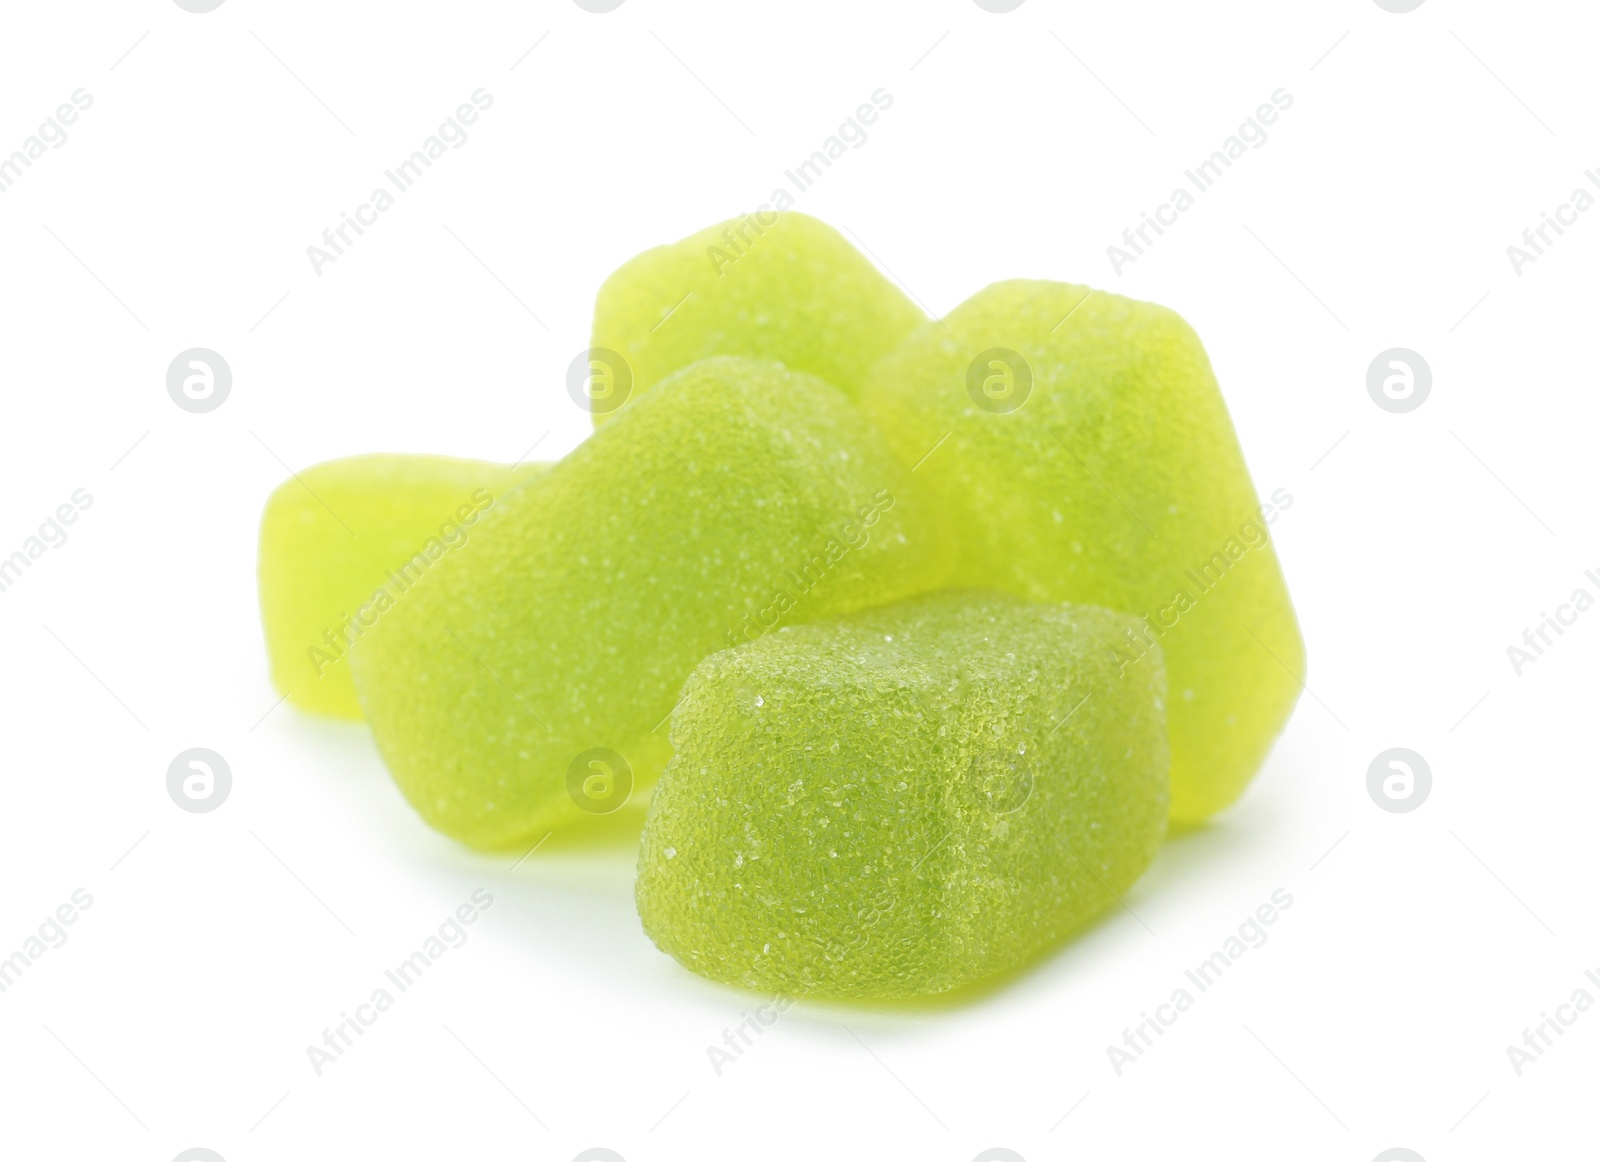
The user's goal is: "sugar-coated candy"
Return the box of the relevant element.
[258,454,548,719]
[353,357,953,848]
[636,591,1169,999]
[587,212,925,421]
[860,281,1303,822]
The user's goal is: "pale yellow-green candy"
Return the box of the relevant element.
[637,591,1169,1000]
[352,358,954,849]
[257,454,548,719]
[860,281,1304,823]
[586,211,925,422]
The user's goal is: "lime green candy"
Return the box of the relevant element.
[859,281,1304,824]
[587,211,925,422]
[257,454,548,719]
[636,591,1169,1000]
[352,357,954,849]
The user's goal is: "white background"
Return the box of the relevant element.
[0,1,1594,1160]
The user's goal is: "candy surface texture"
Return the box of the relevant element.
[258,454,546,719]
[353,357,953,848]
[636,591,1169,999]
[860,281,1303,821]
[587,211,925,421]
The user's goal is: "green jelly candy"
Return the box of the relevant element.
[859,281,1304,823]
[587,211,926,422]
[636,591,1169,1000]
[352,357,954,849]
[257,454,548,720]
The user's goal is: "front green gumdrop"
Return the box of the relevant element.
[257,454,549,719]
[352,357,955,849]
[636,591,1170,1000]
[859,281,1305,824]
[587,211,926,423]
